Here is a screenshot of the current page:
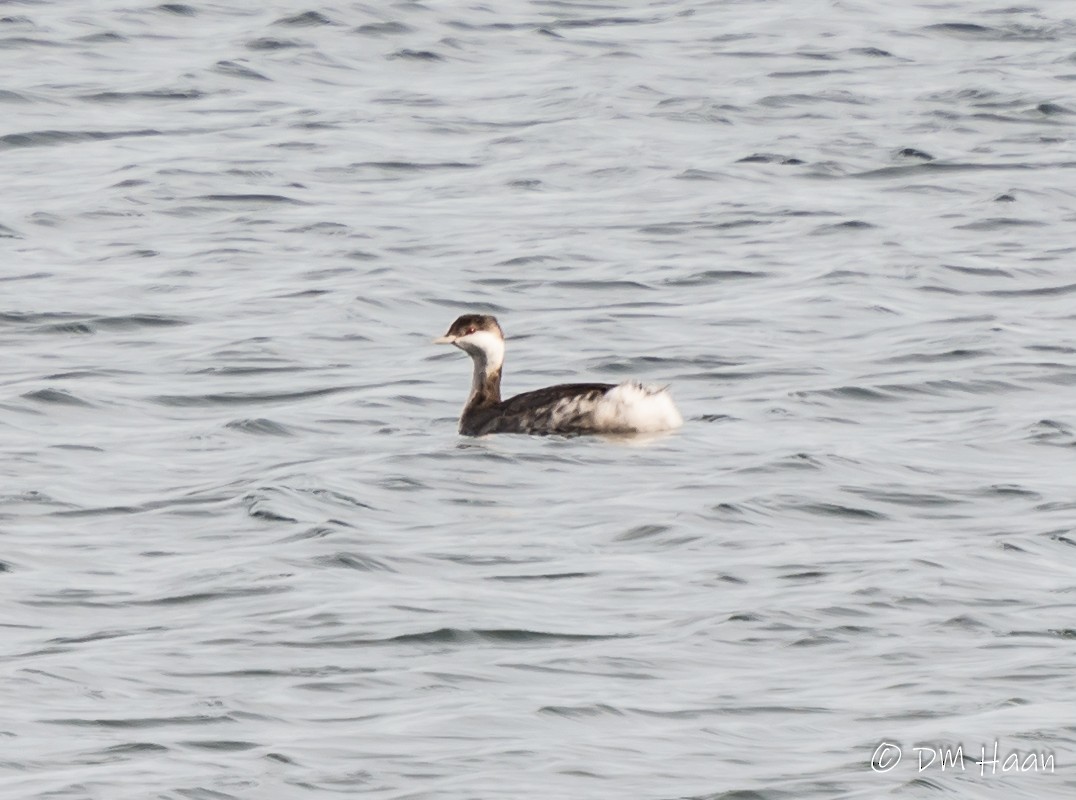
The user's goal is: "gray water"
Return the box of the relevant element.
[2,1,1076,798]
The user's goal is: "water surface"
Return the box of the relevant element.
[2,2,1076,798]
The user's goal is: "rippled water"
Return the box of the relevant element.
[3,1,1076,798]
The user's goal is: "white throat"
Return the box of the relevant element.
[456,330,504,399]
[457,330,504,372]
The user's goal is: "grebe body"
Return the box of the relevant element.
[433,314,683,436]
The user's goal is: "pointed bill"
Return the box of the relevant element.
[432,335,456,344]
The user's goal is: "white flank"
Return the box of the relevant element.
[590,381,683,433]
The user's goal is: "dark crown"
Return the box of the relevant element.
[444,314,503,338]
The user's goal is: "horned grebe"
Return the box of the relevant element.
[433,314,683,436]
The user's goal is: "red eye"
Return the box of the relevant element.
[466,327,476,334]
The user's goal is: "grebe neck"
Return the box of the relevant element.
[468,351,502,408]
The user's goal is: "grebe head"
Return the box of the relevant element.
[433,314,505,366]
[432,314,503,355]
